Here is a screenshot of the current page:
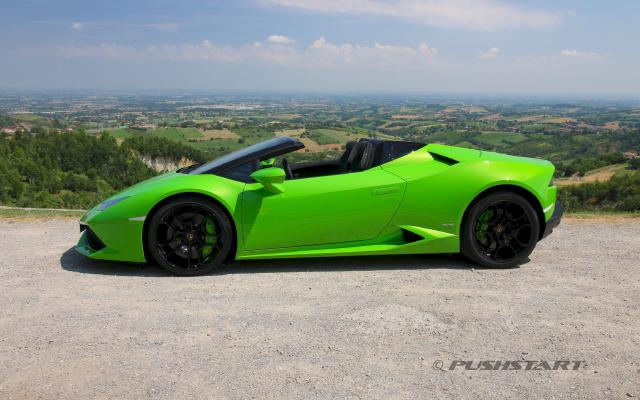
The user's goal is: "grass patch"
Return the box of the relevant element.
[175,127,204,139]
[106,128,135,139]
[0,208,85,219]
[148,127,184,141]
[565,211,640,220]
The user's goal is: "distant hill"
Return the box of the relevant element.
[0,130,202,209]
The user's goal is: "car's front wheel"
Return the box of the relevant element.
[461,191,540,268]
[147,196,233,276]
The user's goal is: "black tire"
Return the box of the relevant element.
[147,196,233,276]
[461,191,540,268]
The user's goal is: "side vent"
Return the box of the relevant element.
[428,152,459,166]
[85,227,106,251]
[401,228,424,243]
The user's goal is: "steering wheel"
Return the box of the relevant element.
[281,158,293,179]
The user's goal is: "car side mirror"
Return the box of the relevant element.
[250,167,285,194]
[259,157,276,167]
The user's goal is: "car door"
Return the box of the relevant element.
[240,167,406,250]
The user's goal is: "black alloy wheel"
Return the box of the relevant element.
[461,191,540,268]
[147,197,232,276]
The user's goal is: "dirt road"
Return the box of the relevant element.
[0,219,638,399]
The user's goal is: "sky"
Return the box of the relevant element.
[0,0,639,95]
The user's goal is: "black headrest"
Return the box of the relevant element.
[353,141,375,172]
[340,141,356,161]
[347,141,366,167]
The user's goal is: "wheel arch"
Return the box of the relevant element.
[460,184,546,241]
[142,192,238,264]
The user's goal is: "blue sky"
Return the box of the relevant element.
[1,0,638,94]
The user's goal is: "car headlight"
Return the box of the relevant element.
[98,196,129,211]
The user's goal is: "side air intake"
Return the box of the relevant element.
[428,152,459,166]
[401,228,425,243]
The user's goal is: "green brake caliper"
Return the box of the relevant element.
[475,210,493,242]
[201,217,218,258]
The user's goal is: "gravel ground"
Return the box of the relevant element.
[0,218,638,399]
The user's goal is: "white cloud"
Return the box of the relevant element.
[307,36,438,66]
[267,35,296,44]
[480,47,500,59]
[262,0,563,31]
[68,21,180,32]
[560,49,605,60]
[37,37,439,69]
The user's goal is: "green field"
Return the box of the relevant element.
[454,141,477,148]
[316,128,368,143]
[107,128,135,139]
[104,126,278,156]
[427,130,468,144]
[150,127,203,141]
[190,138,244,152]
[305,128,394,144]
[232,128,275,145]
[107,127,204,141]
[476,131,527,146]
[10,113,45,122]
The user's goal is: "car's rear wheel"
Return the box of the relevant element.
[147,196,233,276]
[461,191,540,268]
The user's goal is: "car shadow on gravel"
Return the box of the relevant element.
[60,248,170,276]
[222,255,476,275]
[60,247,480,277]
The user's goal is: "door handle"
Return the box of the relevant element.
[372,187,399,196]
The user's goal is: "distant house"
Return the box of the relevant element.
[137,121,156,129]
[1,124,18,133]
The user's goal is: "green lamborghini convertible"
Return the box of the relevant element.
[76,136,562,276]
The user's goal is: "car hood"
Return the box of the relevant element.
[94,171,180,204]
[118,171,180,195]
[83,171,182,216]
[83,169,245,223]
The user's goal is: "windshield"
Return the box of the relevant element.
[188,136,299,175]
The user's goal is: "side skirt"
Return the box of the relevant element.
[235,226,459,260]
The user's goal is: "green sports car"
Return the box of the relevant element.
[76,136,562,276]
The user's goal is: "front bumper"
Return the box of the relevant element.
[75,216,147,263]
[542,200,563,239]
